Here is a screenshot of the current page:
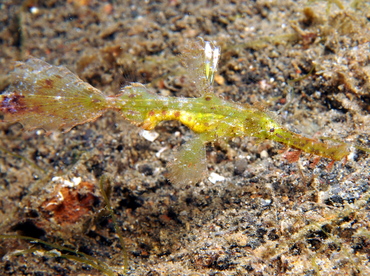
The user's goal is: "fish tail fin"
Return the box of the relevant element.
[1,58,109,132]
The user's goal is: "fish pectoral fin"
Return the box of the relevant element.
[167,136,207,185]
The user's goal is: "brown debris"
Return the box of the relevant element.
[40,181,98,226]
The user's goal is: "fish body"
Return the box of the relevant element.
[0,41,351,184]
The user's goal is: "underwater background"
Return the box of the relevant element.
[0,0,369,275]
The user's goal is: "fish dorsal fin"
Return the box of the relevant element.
[179,38,220,97]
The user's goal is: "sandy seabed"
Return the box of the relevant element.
[0,0,369,275]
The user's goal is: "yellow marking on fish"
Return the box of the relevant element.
[142,109,224,133]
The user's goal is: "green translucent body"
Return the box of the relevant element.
[1,50,350,184]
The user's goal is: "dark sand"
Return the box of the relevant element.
[0,0,369,275]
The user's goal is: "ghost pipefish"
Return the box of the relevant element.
[0,40,351,185]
